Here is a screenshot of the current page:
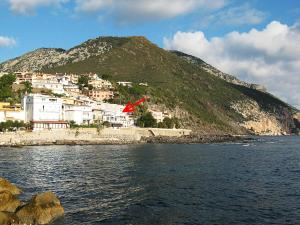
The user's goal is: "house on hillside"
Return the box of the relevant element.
[84,89,114,101]
[88,78,112,89]
[117,81,133,87]
[149,110,164,123]
[64,84,81,97]
[31,79,65,95]
[14,72,34,84]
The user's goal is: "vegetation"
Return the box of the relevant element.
[158,117,181,129]
[109,84,148,105]
[136,112,157,128]
[22,81,32,94]
[0,121,29,132]
[69,120,111,129]
[77,75,92,90]
[0,74,17,102]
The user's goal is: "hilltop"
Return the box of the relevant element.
[0,36,299,135]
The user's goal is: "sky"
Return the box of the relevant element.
[1,0,300,108]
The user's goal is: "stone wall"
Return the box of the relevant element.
[0,127,192,146]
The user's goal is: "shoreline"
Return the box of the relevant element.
[0,134,250,148]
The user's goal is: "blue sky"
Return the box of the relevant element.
[1,0,300,107]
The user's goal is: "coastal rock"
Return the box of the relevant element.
[294,113,300,124]
[0,191,22,213]
[0,178,22,195]
[231,100,284,135]
[16,192,64,225]
[0,212,20,225]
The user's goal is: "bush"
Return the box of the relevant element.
[137,112,157,128]
[158,117,181,129]
[0,121,28,132]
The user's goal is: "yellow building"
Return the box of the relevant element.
[0,102,25,122]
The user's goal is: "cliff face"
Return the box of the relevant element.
[0,36,298,135]
[231,100,288,135]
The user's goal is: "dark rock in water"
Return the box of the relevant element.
[0,212,20,225]
[0,191,22,213]
[0,178,22,195]
[16,192,64,225]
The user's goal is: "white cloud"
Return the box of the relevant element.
[202,4,267,27]
[0,36,16,47]
[164,21,300,108]
[8,0,68,14]
[75,0,227,22]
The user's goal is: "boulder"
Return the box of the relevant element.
[16,192,64,225]
[0,178,22,195]
[0,191,22,213]
[0,212,20,225]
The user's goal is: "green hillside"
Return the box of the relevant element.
[1,36,298,134]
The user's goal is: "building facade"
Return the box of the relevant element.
[31,80,65,95]
[63,104,93,125]
[85,90,114,101]
[23,94,68,131]
[99,103,134,127]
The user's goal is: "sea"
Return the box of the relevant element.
[0,136,300,225]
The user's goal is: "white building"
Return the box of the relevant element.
[149,110,164,123]
[88,78,112,89]
[32,80,65,95]
[23,94,68,131]
[117,81,133,87]
[64,84,81,97]
[63,104,93,125]
[99,103,134,127]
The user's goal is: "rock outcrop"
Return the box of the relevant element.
[16,192,64,225]
[0,178,22,195]
[0,178,64,225]
[0,191,21,213]
[294,113,300,123]
[0,212,20,225]
[231,100,285,135]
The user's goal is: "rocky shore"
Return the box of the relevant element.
[143,134,249,144]
[0,178,64,225]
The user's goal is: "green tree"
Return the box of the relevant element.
[77,75,90,90]
[23,81,32,94]
[0,74,17,102]
[137,112,157,128]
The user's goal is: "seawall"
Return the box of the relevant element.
[0,127,192,146]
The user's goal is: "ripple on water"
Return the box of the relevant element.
[0,137,300,224]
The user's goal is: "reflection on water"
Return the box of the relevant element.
[0,136,300,224]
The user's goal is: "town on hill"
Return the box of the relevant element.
[0,71,179,132]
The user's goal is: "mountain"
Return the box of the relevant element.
[0,36,299,135]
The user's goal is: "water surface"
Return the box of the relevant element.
[1,136,300,225]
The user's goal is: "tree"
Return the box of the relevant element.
[69,120,77,128]
[77,75,90,90]
[101,74,112,80]
[0,74,17,102]
[137,112,157,128]
[23,81,32,94]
